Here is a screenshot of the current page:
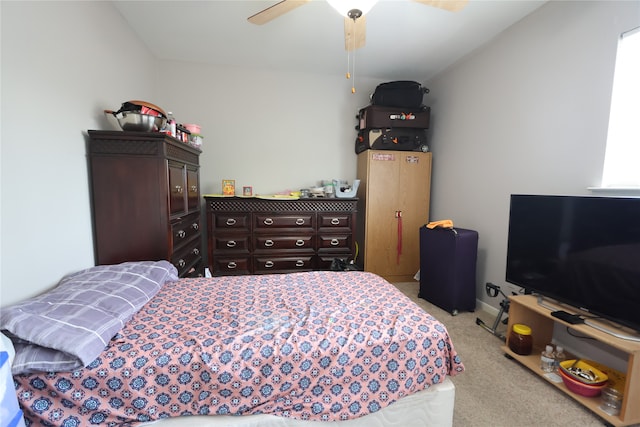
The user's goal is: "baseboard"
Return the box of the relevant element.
[393,280,501,319]
[477,299,500,317]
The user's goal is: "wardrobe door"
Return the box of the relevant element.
[357,151,432,282]
[396,152,432,280]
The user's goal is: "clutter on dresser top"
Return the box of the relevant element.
[103,100,203,150]
[205,179,360,200]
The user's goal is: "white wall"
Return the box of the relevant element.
[426,0,640,310]
[0,1,379,306]
[153,61,379,196]
[2,0,638,312]
[0,1,158,305]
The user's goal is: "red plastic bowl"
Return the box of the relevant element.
[559,368,606,397]
[559,359,608,386]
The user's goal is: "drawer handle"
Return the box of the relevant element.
[330,218,340,225]
[295,218,305,226]
[264,239,274,247]
[174,185,183,194]
[192,248,200,255]
[296,260,305,267]
[226,240,237,248]
[226,218,237,226]
[330,238,340,246]
[191,223,199,230]
[227,261,237,269]
[264,218,274,226]
[295,239,305,247]
[265,261,274,268]
[177,259,186,268]
[177,230,186,239]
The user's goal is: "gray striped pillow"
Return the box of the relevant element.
[1,260,178,374]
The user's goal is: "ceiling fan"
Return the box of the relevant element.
[247,0,468,51]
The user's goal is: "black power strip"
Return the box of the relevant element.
[551,310,585,324]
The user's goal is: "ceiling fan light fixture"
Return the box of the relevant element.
[327,0,378,18]
[347,9,363,20]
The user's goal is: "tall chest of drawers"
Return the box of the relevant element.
[88,131,203,277]
[205,197,357,275]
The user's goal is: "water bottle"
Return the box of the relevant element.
[540,344,556,373]
[554,345,566,372]
[167,112,177,138]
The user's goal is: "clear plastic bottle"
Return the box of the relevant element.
[167,112,177,138]
[540,344,556,373]
[554,345,566,372]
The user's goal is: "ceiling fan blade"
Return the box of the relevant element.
[247,0,311,25]
[413,0,468,12]
[344,16,366,51]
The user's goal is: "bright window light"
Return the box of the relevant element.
[601,27,640,188]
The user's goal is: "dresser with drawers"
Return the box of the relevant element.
[205,197,357,275]
[88,130,203,277]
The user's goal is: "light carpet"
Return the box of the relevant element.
[393,281,616,427]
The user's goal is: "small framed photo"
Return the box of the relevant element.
[243,186,253,197]
[222,179,235,196]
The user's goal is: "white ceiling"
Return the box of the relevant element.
[112,0,547,82]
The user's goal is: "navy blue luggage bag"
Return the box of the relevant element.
[419,226,478,315]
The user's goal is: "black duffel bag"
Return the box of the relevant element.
[371,81,429,109]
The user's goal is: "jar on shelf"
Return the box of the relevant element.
[600,386,623,416]
[508,323,533,355]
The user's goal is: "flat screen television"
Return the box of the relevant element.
[505,194,640,335]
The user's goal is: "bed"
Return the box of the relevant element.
[1,261,464,426]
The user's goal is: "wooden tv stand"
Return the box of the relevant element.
[503,295,640,427]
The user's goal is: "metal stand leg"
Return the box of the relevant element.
[476,283,510,340]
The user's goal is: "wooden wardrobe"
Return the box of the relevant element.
[356,151,432,282]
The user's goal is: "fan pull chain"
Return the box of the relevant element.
[346,50,351,80]
[350,18,357,93]
[344,15,360,93]
[351,37,357,93]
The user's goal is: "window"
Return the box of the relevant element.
[600,27,640,188]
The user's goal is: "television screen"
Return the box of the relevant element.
[505,194,640,333]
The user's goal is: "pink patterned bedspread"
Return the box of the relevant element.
[14,271,464,426]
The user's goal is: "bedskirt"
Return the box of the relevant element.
[140,378,456,427]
